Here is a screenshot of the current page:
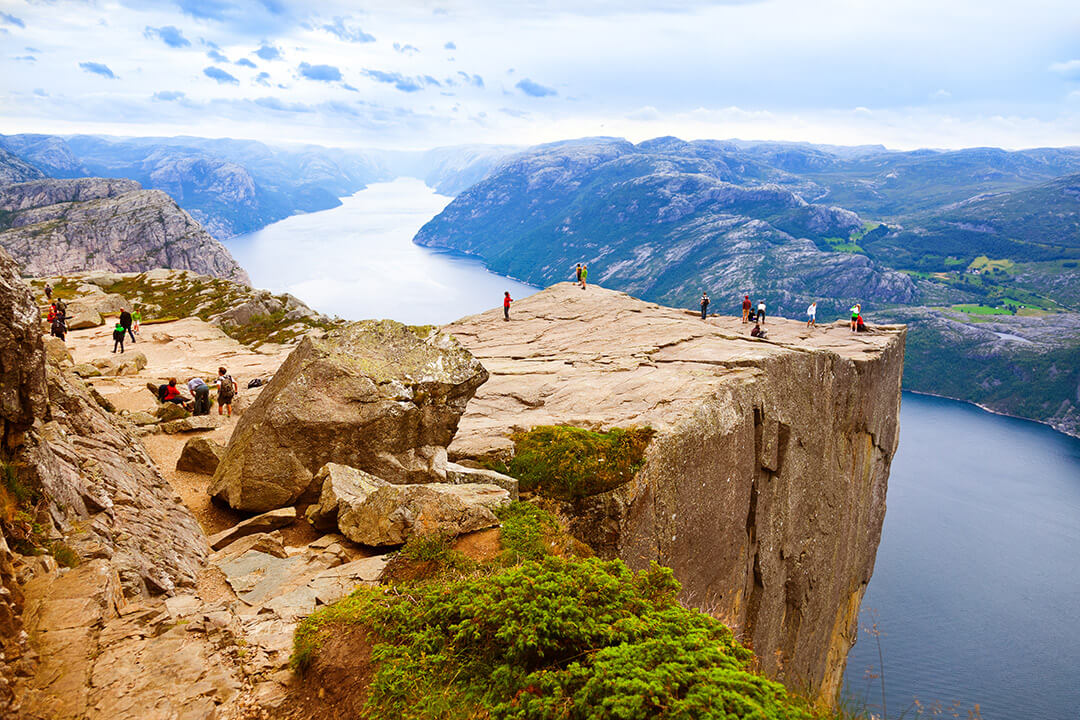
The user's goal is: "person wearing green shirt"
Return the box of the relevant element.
[132,307,141,334]
[580,263,588,290]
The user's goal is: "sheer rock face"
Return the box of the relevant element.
[0,247,208,599]
[209,320,489,513]
[0,178,249,284]
[445,283,906,703]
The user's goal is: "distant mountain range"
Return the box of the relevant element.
[0,134,520,239]
[413,136,1080,437]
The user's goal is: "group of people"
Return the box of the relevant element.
[111,308,140,353]
[574,263,589,289]
[697,292,869,338]
[157,368,238,416]
[46,300,68,341]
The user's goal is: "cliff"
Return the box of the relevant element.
[0,178,249,284]
[445,283,906,701]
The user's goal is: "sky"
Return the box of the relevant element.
[1,0,1080,150]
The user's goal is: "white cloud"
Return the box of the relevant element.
[1049,59,1080,81]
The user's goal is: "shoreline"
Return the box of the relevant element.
[903,389,1079,440]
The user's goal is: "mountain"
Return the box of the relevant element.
[0,177,249,283]
[0,134,520,239]
[0,147,45,185]
[415,138,917,315]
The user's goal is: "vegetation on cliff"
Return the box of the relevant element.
[292,503,818,720]
[486,425,655,501]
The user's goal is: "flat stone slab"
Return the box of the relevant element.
[208,507,297,551]
[160,414,224,434]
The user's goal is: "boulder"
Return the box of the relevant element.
[83,272,125,288]
[71,363,102,378]
[66,307,102,330]
[176,437,226,475]
[160,414,223,434]
[447,462,519,501]
[336,480,511,547]
[207,508,297,551]
[126,411,159,427]
[41,335,73,367]
[209,320,489,512]
[155,403,190,422]
[305,463,386,531]
[90,352,147,377]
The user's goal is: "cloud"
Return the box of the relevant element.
[499,107,530,118]
[393,42,420,55]
[207,48,229,63]
[931,89,952,99]
[203,66,239,84]
[235,57,257,68]
[626,105,661,121]
[255,43,281,61]
[457,71,484,88]
[176,0,231,21]
[14,55,36,63]
[254,96,313,113]
[153,90,186,101]
[144,25,191,48]
[444,41,456,50]
[298,62,343,82]
[79,61,117,79]
[342,83,358,92]
[516,78,556,97]
[254,71,271,85]
[321,16,374,43]
[362,69,441,92]
[1049,59,1080,81]
[1,11,25,28]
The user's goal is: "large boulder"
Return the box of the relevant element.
[305,462,510,546]
[176,437,226,475]
[90,351,147,377]
[209,320,488,512]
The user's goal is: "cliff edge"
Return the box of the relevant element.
[446,283,906,702]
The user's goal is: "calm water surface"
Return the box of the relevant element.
[844,393,1080,720]
[233,180,1080,720]
[227,178,537,324]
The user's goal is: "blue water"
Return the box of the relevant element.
[844,393,1080,720]
[227,177,537,325]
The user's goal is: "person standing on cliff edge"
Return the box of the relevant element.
[741,294,751,323]
[503,291,513,321]
[756,299,766,324]
[580,264,588,289]
[700,292,710,319]
[806,301,817,328]
[574,263,582,284]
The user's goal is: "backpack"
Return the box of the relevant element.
[247,378,263,389]
[218,374,236,401]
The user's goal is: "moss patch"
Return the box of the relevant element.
[488,425,656,501]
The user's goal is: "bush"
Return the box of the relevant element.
[491,425,655,501]
[495,502,559,563]
[293,556,813,720]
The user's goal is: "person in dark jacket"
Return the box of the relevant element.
[187,377,211,415]
[700,292,710,320]
[112,322,126,353]
[119,309,136,343]
[50,314,66,341]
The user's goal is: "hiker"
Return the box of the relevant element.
[119,308,136,343]
[580,264,588,290]
[216,367,237,417]
[112,321,126,354]
[741,295,751,323]
[751,322,768,339]
[700,292,710,320]
[47,304,56,326]
[756,299,766,324]
[160,379,187,409]
[850,303,861,332]
[856,314,868,333]
[132,306,141,334]
[806,301,817,328]
[44,282,52,300]
[187,377,211,415]
[574,263,582,283]
[503,291,513,321]
[50,313,66,342]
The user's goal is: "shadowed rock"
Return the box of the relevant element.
[209,320,488,512]
[176,437,226,475]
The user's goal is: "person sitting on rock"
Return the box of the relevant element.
[216,367,237,417]
[112,322,126,354]
[856,314,868,333]
[751,322,768,339]
[160,379,188,408]
[187,377,211,416]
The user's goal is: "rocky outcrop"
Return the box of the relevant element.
[0,147,45,186]
[444,283,906,702]
[176,437,226,475]
[305,463,510,546]
[209,320,488,512]
[0,178,249,283]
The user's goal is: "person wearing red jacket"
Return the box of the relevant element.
[503,291,513,321]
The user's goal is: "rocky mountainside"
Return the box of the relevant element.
[0,148,45,186]
[0,178,249,283]
[415,138,917,316]
[446,283,907,701]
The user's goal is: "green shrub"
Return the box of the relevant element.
[491,425,655,501]
[292,556,812,720]
[495,502,559,563]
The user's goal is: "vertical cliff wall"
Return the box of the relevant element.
[445,283,905,702]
